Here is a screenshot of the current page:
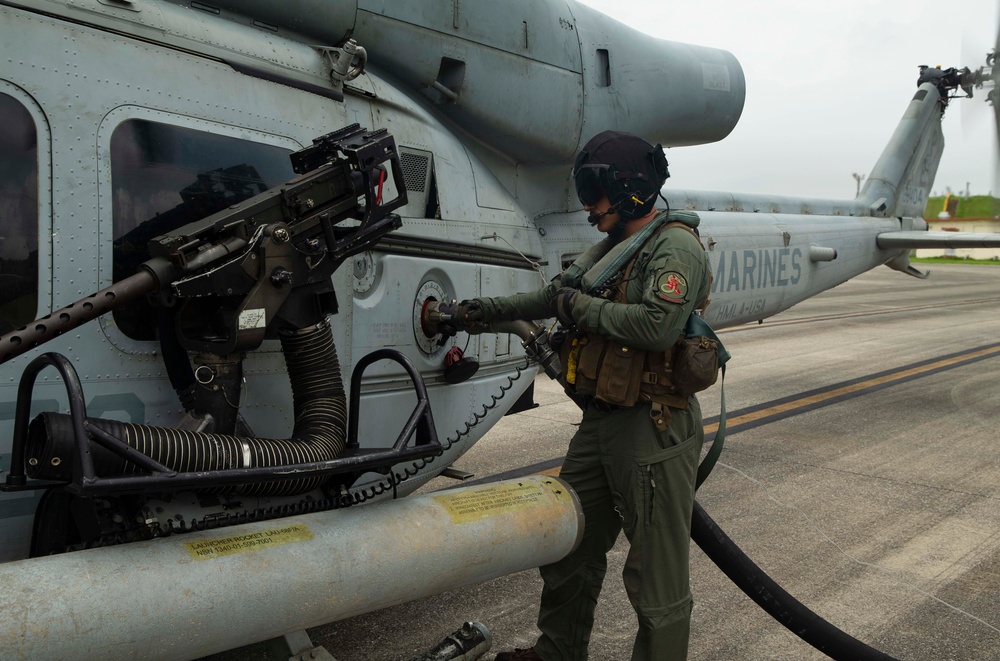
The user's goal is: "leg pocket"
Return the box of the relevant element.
[638,433,700,467]
[650,403,702,452]
[637,433,700,533]
[624,433,701,613]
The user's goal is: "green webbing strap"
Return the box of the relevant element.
[695,365,725,490]
[684,314,729,490]
[583,213,669,294]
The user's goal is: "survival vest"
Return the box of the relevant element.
[558,221,722,426]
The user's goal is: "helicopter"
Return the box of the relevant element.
[0,1,999,659]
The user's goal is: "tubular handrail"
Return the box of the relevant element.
[1,350,442,496]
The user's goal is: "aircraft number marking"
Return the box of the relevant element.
[715,297,768,323]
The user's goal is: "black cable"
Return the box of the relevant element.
[691,500,898,661]
[658,191,671,214]
[347,357,532,505]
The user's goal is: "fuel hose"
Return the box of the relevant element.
[691,501,898,661]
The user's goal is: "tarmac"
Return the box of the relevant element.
[208,263,1000,661]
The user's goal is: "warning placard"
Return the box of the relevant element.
[184,523,314,560]
[434,480,572,524]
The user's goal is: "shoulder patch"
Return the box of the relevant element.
[654,271,688,304]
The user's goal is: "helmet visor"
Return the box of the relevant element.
[572,163,610,206]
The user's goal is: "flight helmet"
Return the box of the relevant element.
[572,130,670,221]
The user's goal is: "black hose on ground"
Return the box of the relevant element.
[691,500,898,661]
[25,320,347,496]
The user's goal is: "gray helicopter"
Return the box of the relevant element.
[0,1,998,660]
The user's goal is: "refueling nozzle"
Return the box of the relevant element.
[419,298,487,341]
[419,298,562,379]
[512,322,562,381]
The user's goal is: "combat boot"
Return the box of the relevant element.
[494,648,543,661]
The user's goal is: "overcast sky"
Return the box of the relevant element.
[575,0,999,200]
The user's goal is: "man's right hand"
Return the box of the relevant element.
[455,299,485,326]
[435,299,486,338]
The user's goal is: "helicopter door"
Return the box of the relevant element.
[0,81,52,563]
[0,84,51,334]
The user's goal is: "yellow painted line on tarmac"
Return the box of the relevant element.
[703,344,1000,434]
[718,296,1000,333]
[532,343,1000,479]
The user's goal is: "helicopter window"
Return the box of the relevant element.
[110,119,295,341]
[0,92,38,334]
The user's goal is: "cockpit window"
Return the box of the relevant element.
[0,93,39,334]
[110,119,294,340]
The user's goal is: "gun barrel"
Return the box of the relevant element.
[0,269,159,366]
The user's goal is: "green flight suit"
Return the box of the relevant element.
[477,210,710,661]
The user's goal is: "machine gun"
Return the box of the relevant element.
[1,124,405,362]
[147,124,406,353]
[1,127,442,545]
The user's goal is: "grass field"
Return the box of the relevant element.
[910,256,1000,265]
[924,195,1000,218]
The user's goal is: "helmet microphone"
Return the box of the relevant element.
[587,196,629,225]
[587,208,610,225]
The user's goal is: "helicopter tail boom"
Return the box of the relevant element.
[859,82,946,219]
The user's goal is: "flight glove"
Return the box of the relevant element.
[455,299,485,327]
[551,287,578,327]
[435,299,485,338]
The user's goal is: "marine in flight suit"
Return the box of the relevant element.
[459,131,711,661]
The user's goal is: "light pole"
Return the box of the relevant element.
[852,172,866,197]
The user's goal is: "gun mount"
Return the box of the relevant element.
[0,126,448,554]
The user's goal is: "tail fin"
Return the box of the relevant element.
[859,83,945,218]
